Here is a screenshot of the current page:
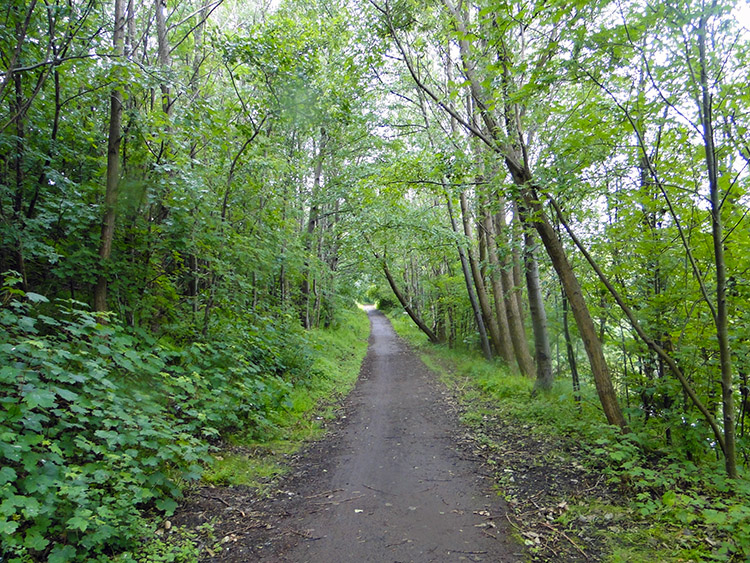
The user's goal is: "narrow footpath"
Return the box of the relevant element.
[181,307,525,562]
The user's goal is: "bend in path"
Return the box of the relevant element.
[267,307,523,562]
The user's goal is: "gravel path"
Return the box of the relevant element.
[271,307,523,562]
[175,307,525,562]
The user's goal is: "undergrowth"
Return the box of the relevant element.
[202,306,370,492]
[388,313,750,562]
[0,271,368,563]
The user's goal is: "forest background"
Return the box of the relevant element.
[1,0,749,560]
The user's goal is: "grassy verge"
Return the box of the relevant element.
[387,313,749,562]
[202,306,370,493]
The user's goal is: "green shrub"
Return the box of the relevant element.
[0,275,315,561]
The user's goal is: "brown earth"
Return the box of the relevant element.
[174,307,526,562]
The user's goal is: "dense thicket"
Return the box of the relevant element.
[1,0,749,559]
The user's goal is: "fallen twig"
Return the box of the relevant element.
[313,494,364,506]
[542,522,588,560]
[363,483,391,495]
[304,488,343,500]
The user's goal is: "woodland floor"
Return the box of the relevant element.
[173,309,621,562]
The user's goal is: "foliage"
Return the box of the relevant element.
[392,314,750,561]
[0,276,316,561]
[202,305,370,492]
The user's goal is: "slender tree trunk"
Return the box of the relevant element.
[94,0,125,314]
[447,196,492,360]
[562,284,581,404]
[511,210,526,323]
[460,191,501,357]
[524,227,554,392]
[300,128,326,329]
[698,15,736,478]
[496,207,536,378]
[155,0,171,116]
[482,205,515,366]
[12,72,28,291]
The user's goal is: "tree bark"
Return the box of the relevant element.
[94,0,125,314]
[561,283,581,403]
[300,128,326,329]
[155,0,171,116]
[698,14,736,478]
[460,190,502,357]
[447,196,492,360]
[482,205,515,366]
[524,225,554,392]
[496,206,536,378]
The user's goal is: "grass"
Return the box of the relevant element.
[202,305,370,493]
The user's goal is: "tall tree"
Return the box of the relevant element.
[94,0,126,313]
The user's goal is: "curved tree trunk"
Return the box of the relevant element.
[380,256,440,345]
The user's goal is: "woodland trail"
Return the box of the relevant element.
[270,307,523,562]
[268,307,523,562]
[180,307,525,562]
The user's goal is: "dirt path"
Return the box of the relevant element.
[178,308,524,562]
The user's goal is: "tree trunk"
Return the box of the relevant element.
[482,208,515,366]
[523,226,554,392]
[12,72,28,291]
[496,207,536,379]
[460,191,502,357]
[94,0,125,314]
[518,190,626,427]
[447,196,492,360]
[698,14,736,478]
[300,128,326,329]
[155,0,171,116]
[562,283,581,403]
[379,254,440,345]
[511,210,526,324]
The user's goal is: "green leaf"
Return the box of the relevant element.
[48,544,77,563]
[25,292,49,303]
[0,365,20,383]
[0,519,19,535]
[54,387,79,402]
[24,388,56,409]
[662,490,677,507]
[0,466,16,485]
[24,528,49,551]
[155,497,178,515]
[703,509,729,525]
[66,514,90,532]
